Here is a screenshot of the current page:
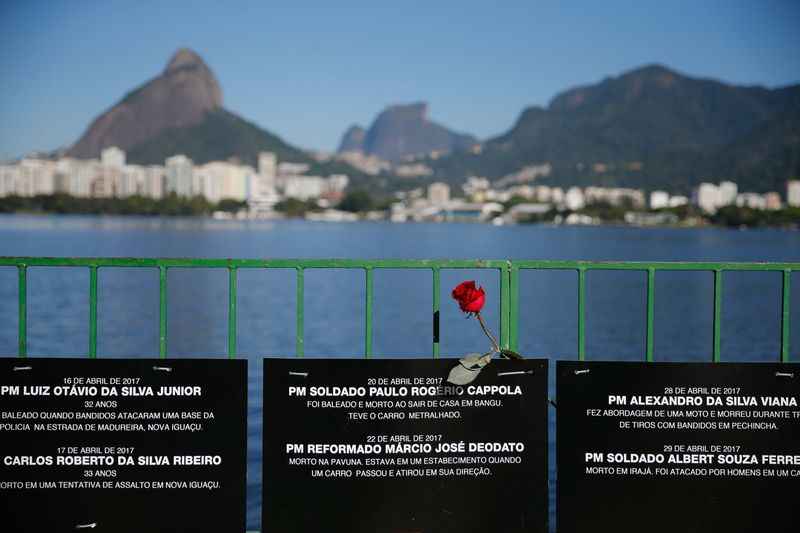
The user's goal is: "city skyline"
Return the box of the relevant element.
[1,0,799,160]
[2,145,797,228]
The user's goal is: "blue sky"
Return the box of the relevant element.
[1,0,799,159]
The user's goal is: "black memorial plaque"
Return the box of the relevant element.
[263,358,548,533]
[557,361,800,533]
[0,357,246,532]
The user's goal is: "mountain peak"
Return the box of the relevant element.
[337,102,476,162]
[338,124,366,152]
[628,63,677,76]
[385,102,429,121]
[68,48,223,159]
[164,48,208,74]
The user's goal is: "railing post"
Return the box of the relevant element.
[227,266,238,359]
[364,267,373,358]
[500,263,511,350]
[712,269,723,363]
[578,268,586,361]
[645,268,655,362]
[89,266,98,358]
[18,264,27,358]
[295,267,304,357]
[432,267,440,358]
[781,269,791,362]
[158,266,168,359]
[509,263,520,352]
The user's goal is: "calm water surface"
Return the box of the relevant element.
[1,214,798,530]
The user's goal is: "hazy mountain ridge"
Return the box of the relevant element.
[431,65,800,193]
[338,125,367,153]
[60,53,800,193]
[125,109,311,167]
[337,102,478,162]
[65,48,353,176]
[68,49,224,159]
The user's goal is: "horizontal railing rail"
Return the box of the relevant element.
[1,257,796,362]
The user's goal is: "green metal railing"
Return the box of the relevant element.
[2,257,797,362]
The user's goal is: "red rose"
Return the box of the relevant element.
[451,280,486,314]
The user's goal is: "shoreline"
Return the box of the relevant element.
[1,211,798,231]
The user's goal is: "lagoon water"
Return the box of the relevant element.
[1,214,799,530]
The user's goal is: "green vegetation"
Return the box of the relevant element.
[127,110,312,168]
[514,202,799,228]
[573,201,630,222]
[428,66,800,194]
[273,198,320,218]
[125,110,370,187]
[337,189,374,213]
[216,199,248,213]
[711,206,800,228]
[0,193,243,216]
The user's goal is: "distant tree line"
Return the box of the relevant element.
[0,193,247,216]
[710,206,800,228]
[506,194,800,228]
[274,189,391,218]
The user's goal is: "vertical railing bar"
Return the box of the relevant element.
[578,268,586,361]
[18,265,27,358]
[432,267,440,359]
[89,266,98,359]
[645,268,655,363]
[365,267,374,359]
[296,267,304,357]
[227,266,238,359]
[781,269,791,363]
[509,264,520,352]
[500,264,510,350]
[712,269,723,363]
[158,266,168,359]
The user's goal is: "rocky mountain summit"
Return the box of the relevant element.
[68,49,223,159]
[337,102,478,162]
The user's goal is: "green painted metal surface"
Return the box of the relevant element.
[89,266,98,359]
[782,269,792,363]
[17,265,26,358]
[646,268,655,363]
[158,266,168,359]
[1,257,797,361]
[713,270,723,363]
[228,267,238,359]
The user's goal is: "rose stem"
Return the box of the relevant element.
[475,312,500,353]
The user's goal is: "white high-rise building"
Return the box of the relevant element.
[764,192,782,211]
[284,176,325,200]
[550,187,565,205]
[249,153,279,212]
[195,162,249,204]
[143,166,165,199]
[650,191,670,210]
[736,193,767,210]
[165,155,194,197]
[0,165,19,196]
[18,159,55,196]
[718,181,738,206]
[258,152,277,189]
[118,165,145,197]
[193,166,221,204]
[788,180,800,207]
[327,175,349,194]
[565,187,585,211]
[534,185,552,203]
[101,146,125,169]
[669,196,689,208]
[695,183,721,213]
[55,159,99,198]
[427,182,450,205]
